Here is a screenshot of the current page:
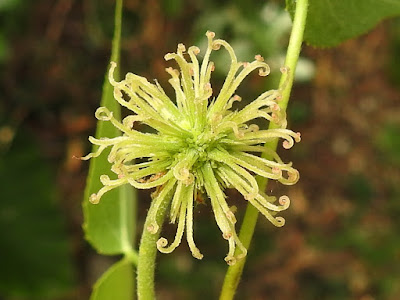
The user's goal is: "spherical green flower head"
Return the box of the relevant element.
[82,31,300,265]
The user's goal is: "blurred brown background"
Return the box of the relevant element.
[1,0,400,299]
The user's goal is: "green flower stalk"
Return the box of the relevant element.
[82,31,300,265]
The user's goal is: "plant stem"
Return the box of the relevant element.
[125,249,139,266]
[111,0,122,68]
[219,0,309,299]
[136,196,170,299]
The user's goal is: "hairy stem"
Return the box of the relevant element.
[219,0,309,299]
[136,196,170,299]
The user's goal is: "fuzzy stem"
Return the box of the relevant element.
[136,195,170,299]
[219,0,308,299]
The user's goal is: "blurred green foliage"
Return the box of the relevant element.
[0,130,74,299]
[376,123,400,167]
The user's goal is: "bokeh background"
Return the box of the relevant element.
[1,0,400,299]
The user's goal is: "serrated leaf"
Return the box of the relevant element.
[286,0,400,47]
[83,0,136,255]
[90,258,134,300]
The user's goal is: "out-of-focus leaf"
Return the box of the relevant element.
[375,123,400,167]
[0,33,10,63]
[0,0,20,11]
[0,131,74,299]
[285,0,296,18]
[161,0,183,17]
[90,258,134,300]
[286,0,400,47]
[83,0,136,255]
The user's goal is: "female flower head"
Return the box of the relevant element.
[82,31,300,265]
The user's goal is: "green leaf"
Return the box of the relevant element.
[286,0,400,47]
[90,258,134,300]
[83,0,136,255]
[0,130,74,299]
